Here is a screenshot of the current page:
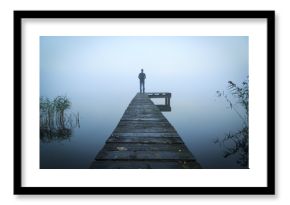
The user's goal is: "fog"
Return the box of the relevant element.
[40,36,248,168]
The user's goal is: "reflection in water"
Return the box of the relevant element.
[40,128,72,143]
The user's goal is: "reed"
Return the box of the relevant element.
[40,95,79,142]
[215,77,249,167]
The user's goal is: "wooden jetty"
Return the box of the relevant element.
[90,93,201,169]
[147,92,171,112]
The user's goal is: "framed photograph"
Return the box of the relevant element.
[14,10,275,194]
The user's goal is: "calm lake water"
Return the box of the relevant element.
[40,91,245,169]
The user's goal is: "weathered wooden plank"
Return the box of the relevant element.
[101,143,189,152]
[95,150,194,160]
[90,160,201,169]
[120,117,167,121]
[117,121,172,126]
[114,121,176,132]
[122,112,164,116]
[106,136,184,144]
[113,127,176,133]
[123,110,162,116]
[111,132,179,138]
[114,122,176,133]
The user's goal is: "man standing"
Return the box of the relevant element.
[138,69,146,93]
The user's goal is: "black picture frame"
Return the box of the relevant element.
[14,10,275,195]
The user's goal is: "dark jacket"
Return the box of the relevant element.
[138,73,146,81]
